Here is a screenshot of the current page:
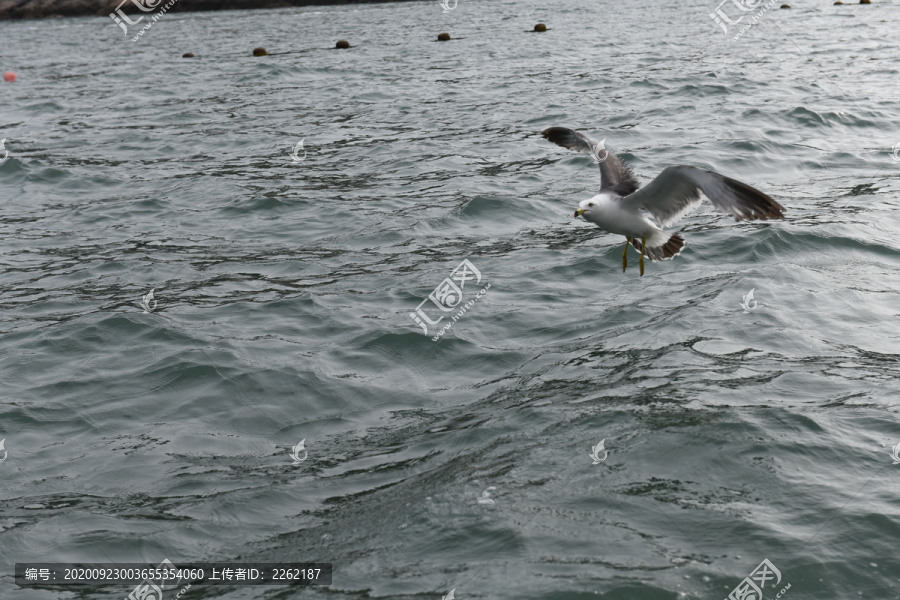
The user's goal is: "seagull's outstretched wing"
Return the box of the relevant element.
[541,127,639,194]
[620,165,784,227]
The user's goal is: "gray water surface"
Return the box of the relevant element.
[2,0,900,598]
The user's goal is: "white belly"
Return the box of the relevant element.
[589,200,656,238]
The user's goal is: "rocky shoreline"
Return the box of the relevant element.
[0,0,417,21]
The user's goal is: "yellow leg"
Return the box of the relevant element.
[639,236,646,276]
[622,239,628,272]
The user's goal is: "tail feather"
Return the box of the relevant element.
[630,232,685,261]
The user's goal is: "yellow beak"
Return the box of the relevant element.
[574,208,585,217]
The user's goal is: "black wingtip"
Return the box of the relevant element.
[724,177,786,221]
[541,126,573,145]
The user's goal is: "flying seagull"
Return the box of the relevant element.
[542,127,785,275]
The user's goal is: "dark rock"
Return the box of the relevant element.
[0,0,427,21]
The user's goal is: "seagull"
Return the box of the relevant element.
[542,127,785,276]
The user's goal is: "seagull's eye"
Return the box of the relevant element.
[588,203,594,207]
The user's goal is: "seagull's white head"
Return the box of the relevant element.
[574,195,608,223]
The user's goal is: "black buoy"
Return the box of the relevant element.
[780,3,790,7]
[437,32,451,41]
[335,39,350,49]
[182,52,195,58]
[253,47,267,56]
[534,23,547,32]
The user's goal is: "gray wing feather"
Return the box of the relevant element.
[620,165,784,228]
[541,127,639,193]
